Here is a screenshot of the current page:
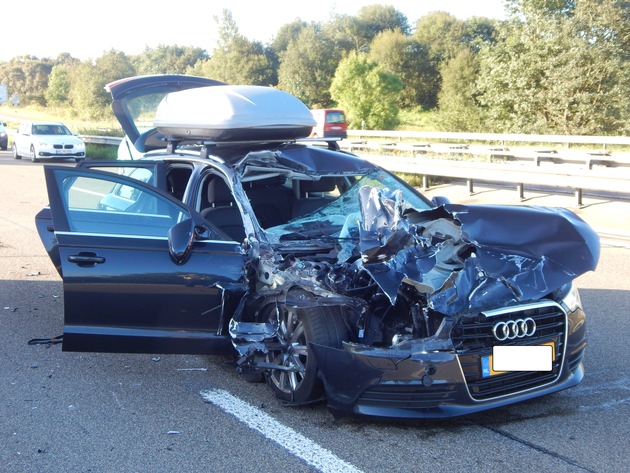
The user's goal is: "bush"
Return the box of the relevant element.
[85,143,118,160]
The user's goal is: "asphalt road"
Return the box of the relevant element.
[1,151,629,473]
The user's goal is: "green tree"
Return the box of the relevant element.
[133,45,208,75]
[0,55,53,105]
[268,19,310,74]
[369,29,437,108]
[437,49,484,131]
[278,25,340,107]
[68,50,135,120]
[190,10,275,85]
[462,17,500,52]
[45,65,72,106]
[414,12,467,63]
[271,19,310,55]
[45,53,81,105]
[412,12,469,110]
[352,4,410,50]
[320,14,361,53]
[411,13,499,114]
[330,52,403,129]
[53,52,81,67]
[478,0,630,134]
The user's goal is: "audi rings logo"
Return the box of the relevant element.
[492,318,537,341]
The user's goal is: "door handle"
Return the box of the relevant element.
[68,253,106,266]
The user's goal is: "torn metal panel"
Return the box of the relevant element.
[275,144,378,174]
[234,180,600,357]
[356,187,600,315]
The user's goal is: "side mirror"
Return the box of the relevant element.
[432,196,451,207]
[167,218,195,264]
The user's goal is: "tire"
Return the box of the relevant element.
[30,145,39,163]
[266,305,347,403]
[12,143,21,159]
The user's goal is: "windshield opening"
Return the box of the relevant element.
[263,170,433,244]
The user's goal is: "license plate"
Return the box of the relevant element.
[56,149,71,154]
[481,342,554,378]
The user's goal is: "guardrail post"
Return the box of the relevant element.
[575,188,583,207]
[422,175,429,190]
[467,179,474,195]
[517,183,525,201]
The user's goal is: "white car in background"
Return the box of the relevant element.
[13,121,86,162]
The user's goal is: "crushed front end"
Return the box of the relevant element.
[313,288,586,419]
[228,162,598,419]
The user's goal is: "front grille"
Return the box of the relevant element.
[53,144,62,149]
[53,144,74,149]
[64,144,74,149]
[452,301,566,400]
[357,384,459,409]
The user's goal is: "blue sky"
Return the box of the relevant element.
[2,0,506,61]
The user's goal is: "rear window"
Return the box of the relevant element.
[325,112,346,124]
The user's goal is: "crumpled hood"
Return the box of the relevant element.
[358,187,600,315]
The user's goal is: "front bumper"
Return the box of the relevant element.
[312,302,587,419]
[38,150,86,158]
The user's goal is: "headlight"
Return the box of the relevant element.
[554,282,582,312]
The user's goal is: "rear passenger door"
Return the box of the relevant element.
[77,159,166,192]
[78,160,194,203]
[43,165,246,355]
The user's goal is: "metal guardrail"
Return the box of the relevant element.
[341,131,630,206]
[342,140,630,169]
[343,133,630,164]
[362,153,629,206]
[79,132,629,207]
[346,130,630,148]
[80,135,123,146]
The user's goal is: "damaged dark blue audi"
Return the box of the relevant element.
[35,75,600,419]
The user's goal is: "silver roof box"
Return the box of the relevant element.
[154,85,316,142]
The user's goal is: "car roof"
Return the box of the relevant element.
[127,143,377,176]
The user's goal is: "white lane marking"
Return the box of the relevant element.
[200,389,364,473]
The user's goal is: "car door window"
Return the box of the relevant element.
[60,172,187,238]
[78,161,194,202]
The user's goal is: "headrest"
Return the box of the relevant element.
[300,178,336,194]
[206,178,233,205]
[246,175,286,189]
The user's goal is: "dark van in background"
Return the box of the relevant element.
[310,109,347,139]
